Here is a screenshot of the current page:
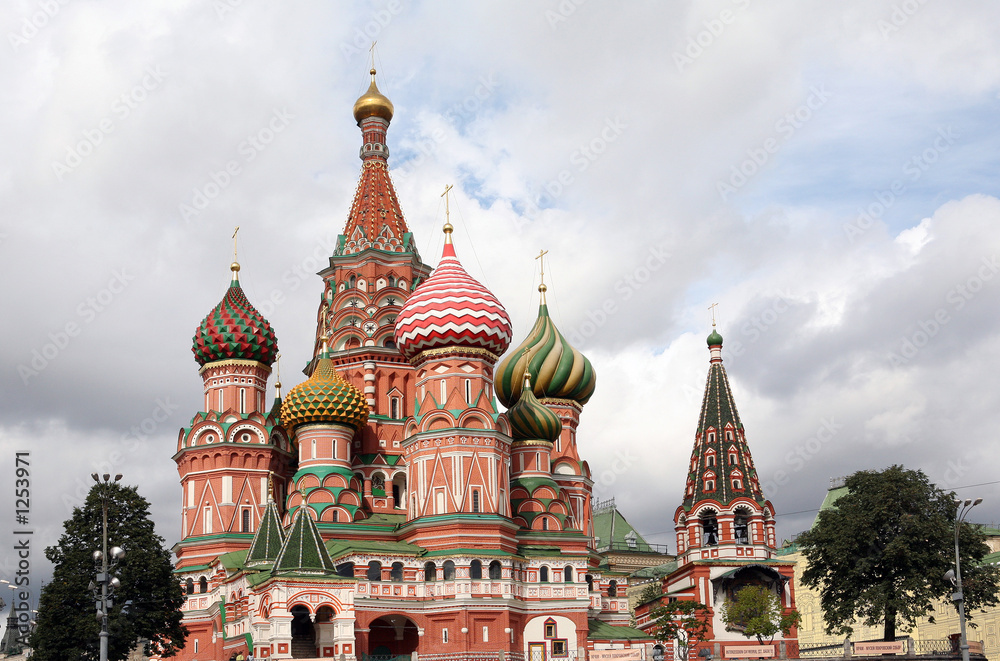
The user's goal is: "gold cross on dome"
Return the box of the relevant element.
[232,226,240,261]
[708,302,718,327]
[535,249,549,285]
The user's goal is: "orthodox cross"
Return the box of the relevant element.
[708,302,719,327]
[232,226,240,262]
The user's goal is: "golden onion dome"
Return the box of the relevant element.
[280,353,368,431]
[353,69,394,124]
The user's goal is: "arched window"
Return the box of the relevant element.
[391,562,404,582]
[541,517,549,531]
[367,560,382,581]
[564,566,574,583]
[470,560,482,579]
[185,578,194,595]
[539,566,549,583]
[336,562,354,578]
[443,560,456,580]
[349,275,357,288]
[424,561,437,582]
[701,510,719,546]
[706,452,716,467]
[199,576,208,593]
[390,397,400,419]
[608,580,618,597]
[586,574,594,592]
[383,339,396,349]
[734,507,750,545]
[489,561,502,580]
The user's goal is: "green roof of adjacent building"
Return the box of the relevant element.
[593,501,657,554]
[587,619,653,641]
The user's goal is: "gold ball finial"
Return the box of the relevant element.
[443,222,454,235]
[231,262,241,276]
[539,283,547,293]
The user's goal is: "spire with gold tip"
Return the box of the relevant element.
[495,256,595,408]
[280,339,369,431]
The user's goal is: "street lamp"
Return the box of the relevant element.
[951,497,982,661]
[92,472,125,661]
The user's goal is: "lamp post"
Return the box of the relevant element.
[92,472,125,661]
[953,497,982,661]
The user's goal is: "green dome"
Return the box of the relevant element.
[507,376,562,443]
[496,303,596,408]
[707,328,723,346]
[192,267,278,367]
[280,355,369,431]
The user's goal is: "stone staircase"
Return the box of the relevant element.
[290,636,317,658]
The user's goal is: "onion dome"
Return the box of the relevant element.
[192,262,278,367]
[393,226,513,361]
[507,374,562,443]
[353,68,394,124]
[495,287,596,408]
[280,351,368,431]
[707,327,723,346]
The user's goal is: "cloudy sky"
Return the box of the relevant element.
[3,0,1000,603]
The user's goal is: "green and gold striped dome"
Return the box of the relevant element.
[280,353,368,431]
[496,302,596,408]
[507,374,562,443]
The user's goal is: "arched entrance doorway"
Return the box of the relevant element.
[366,614,418,658]
[290,604,316,658]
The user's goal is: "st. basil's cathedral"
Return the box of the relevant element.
[170,71,798,660]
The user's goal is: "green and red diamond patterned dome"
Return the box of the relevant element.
[192,265,278,367]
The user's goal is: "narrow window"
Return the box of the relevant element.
[470,560,482,579]
[391,562,403,582]
[483,625,489,642]
[443,628,449,643]
[608,580,618,597]
[199,576,208,593]
[239,388,245,413]
[472,490,480,513]
[424,562,437,582]
[541,517,548,531]
[390,397,400,419]
[203,506,212,534]
[443,560,456,580]
[367,560,382,581]
[489,561,502,580]
[186,578,194,594]
[241,509,250,533]
[564,566,573,583]
[540,566,549,583]
[465,379,472,403]
[217,389,223,411]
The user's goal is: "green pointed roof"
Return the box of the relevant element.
[682,327,765,510]
[273,509,336,575]
[246,500,285,567]
[496,300,596,408]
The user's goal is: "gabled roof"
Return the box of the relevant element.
[273,510,335,575]
[593,502,656,553]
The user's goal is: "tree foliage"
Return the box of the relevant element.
[647,598,712,661]
[797,465,1000,641]
[30,482,187,660]
[720,585,800,644]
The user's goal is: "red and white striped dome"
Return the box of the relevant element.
[394,238,513,361]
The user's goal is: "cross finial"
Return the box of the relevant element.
[535,249,549,303]
[274,353,282,399]
[230,226,241,279]
[369,41,377,72]
[441,184,454,242]
[708,302,718,327]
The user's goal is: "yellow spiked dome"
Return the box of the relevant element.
[280,352,369,431]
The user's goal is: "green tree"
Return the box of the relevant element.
[720,585,801,644]
[646,598,712,661]
[797,465,1000,641]
[30,481,187,660]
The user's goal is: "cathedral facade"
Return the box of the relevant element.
[169,71,643,660]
